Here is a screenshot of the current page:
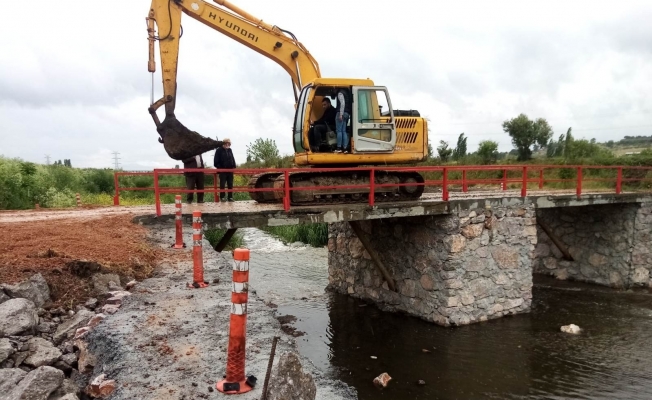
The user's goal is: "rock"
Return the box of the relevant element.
[52,394,80,400]
[12,351,30,367]
[87,374,116,398]
[0,298,39,337]
[54,360,73,374]
[417,379,426,385]
[23,337,62,368]
[7,366,64,400]
[125,280,137,290]
[461,223,484,239]
[105,291,131,306]
[266,352,316,400]
[73,327,90,340]
[419,274,435,291]
[75,340,95,374]
[373,372,392,388]
[631,267,650,285]
[91,274,121,295]
[37,322,57,334]
[491,245,520,269]
[60,353,77,366]
[101,304,120,315]
[444,235,466,253]
[0,368,27,393]
[83,298,98,310]
[53,310,93,344]
[588,253,607,267]
[0,290,9,304]
[1,274,51,308]
[87,314,105,328]
[0,337,16,363]
[561,324,581,334]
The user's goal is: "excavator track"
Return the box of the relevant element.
[247,170,424,206]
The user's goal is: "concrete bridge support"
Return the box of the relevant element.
[327,205,537,327]
[534,202,652,288]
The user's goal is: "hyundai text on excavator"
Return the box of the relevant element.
[146,0,429,205]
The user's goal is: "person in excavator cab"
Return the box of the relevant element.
[309,97,337,153]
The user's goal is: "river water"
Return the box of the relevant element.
[242,228,652,400]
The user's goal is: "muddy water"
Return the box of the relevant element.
[242,228,652,400]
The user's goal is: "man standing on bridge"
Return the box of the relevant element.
[182,153,206,204]
[214,138,236,202]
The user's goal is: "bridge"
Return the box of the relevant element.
[128,165,652,326]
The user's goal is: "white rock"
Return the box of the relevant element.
[23,337,63,368]
[560,324,581,334]
[6,366,64,400]
[0,298,39,337]
[1,273,50,308]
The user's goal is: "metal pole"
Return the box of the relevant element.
[502,169,507,191]
[260,336,280,400]
[369,169,375,207]
[462,169,468,192]
[283,170,290,212]
[521,166,527,197]
[154,170,161,217]
[113,173,120,206]
[576,167,583,200]
[616,167,623,194]
[442,167,449,201]
[539,169,544,190]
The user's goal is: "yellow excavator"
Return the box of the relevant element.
[147,0,429,205]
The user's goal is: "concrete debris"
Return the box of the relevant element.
[0,337,16,364]
[84,298,98,310]
[1,273,51,308]
[266,352,317,400]
[88,314,106,328]
[6,366,64,400]
[73,327,90,340]
[55,394,80,400]
[60,353,78,366]
[125,280,137,290]
[75,339,96,374]
[23,337,62,368]
[0,298,39,337]
[105,291,131,306]
[0,289,10,304]
[101,304,120,315]
[91,273,121,295]
[417,379,426,385]
[561,324,581,334]
[373,372,392,388]
[53,310,94,344]
[88,374,117,398]
[0,368,27,394]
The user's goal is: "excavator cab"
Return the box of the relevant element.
[293,79,398,159]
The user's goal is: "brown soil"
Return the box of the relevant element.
[0,215,164,308]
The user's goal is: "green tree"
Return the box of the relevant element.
[502,114,553,161]
[437,140,453,162]
[452,133,467,161]
[427,140,434,159]
[246,138,280,166]
[477,140,499,164]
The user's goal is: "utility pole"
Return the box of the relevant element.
[112,151,121,170]
[45,155,51,165]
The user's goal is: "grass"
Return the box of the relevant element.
[204,228,245,251]
[262,223,329,247]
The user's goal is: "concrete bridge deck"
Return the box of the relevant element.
[133,190,652,229]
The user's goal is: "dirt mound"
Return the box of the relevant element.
[0,215,163,307]
[158,116,222,160]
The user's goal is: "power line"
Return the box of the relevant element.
[112,151,121,170]
[45,155,50,165]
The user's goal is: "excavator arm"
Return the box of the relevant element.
[146,0,322,160]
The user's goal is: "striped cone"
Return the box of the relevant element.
[188,210,209,289]
[216,248,255,394]
[172,195,185,249]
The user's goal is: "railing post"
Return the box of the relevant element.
[462,170,468,192]
[538,168,544,190]
[576,167,583,200]
[213,172,219,202]
[616,167,623,195]
[442,168,449,201]
[521,166,527,197]
[154,169,161,217]
[283,170,290,212]
[369,169,375,207]
[113,173,120,206]
[502,169,508,191]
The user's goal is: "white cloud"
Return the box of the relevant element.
[1,0,651,167]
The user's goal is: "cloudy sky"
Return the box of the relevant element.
[1,0,651,170]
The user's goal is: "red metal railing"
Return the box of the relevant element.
[112,165,652,216]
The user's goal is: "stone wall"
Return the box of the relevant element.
[327,205,537,327]
[534,203,652,288]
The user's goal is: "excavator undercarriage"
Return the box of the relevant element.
[248,170,425,206]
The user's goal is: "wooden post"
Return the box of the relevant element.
[349,221,396,292]
[537,219,574,261]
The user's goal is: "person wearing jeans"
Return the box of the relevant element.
[335,89,350,153]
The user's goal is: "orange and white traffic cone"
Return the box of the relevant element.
[76,193,81,207]
[188,210,209,289]
[216,248,256,394]
[172,195,185,249]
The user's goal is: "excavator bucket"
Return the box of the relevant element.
[157,116,222,160]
